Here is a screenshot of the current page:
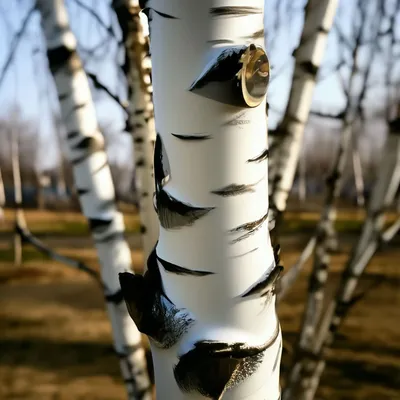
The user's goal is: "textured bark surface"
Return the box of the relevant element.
[114,0,159,261]
[119,1,282,398]
[36,1,152,398]
[269,0,339,232]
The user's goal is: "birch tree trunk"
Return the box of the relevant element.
[11,127,25,267]
[114,0,159,260]
[269,0,338,230]
[119,1,282,399]
[36,1,152,398]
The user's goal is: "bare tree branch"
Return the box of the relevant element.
[86,71,128,112]
[0,6,35,89]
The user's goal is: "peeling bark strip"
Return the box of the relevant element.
[269,0,339,228]
[174,320,280,398]
[119,248,194,349]
[157,255,214,276]
[134,1,281,398]
[240,264,283,299]
[247,147,269,163]
[229,211,269,243]
[211,182,256,196]
[37,1,151,398]
[154,134,214,228]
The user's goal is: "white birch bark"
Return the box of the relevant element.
[122,0,159,260]
[119,1,282,399]
[269,0,339,223]
[11,127,25,267]
[36,1,152,398]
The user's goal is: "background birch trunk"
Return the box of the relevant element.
[114,0,159,261]
[11,126,25,267]
[269,0,339,236]
[119,1,282,398]
[36,0,152,398]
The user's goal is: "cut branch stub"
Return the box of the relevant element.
[189,44,270,108]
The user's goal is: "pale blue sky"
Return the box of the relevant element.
[0,0,398,172]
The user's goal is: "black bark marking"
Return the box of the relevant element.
[211,182,258,197]
[154,134,214,229]
[189,46,246,91]
[89,218,112,231]
[207,39,235,45]
[229,211,269,243]
[105,289,124,305]
[136,158,145,167]
[72,102,86,112]
[240,264,283,300]
[58,92,70,101]
[73,136,104,152]
[247,148,269,163]
[67,130,79,140]
[119,247,194,349]
[156,190,214,230]
[76,188,90,196]
[317,25,329,34]
[134,137,144,144]
[389,117,400,133]
[140,225,147,234]
[223,111,251,127]
[47,45,73,68]
[298,60,319,76]
[142,7,178,20]
[98,231,125,244]
[210,7,263,17]
[92,158,108,175]
[171,133,211,141]
[157,255,214,277]
[174,320,280,397]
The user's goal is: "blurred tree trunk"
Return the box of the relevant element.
[11,127,25,267]
[119,1,282,399]
[269,0,339,239]
[113,0,159,261]
[36,0,152,398]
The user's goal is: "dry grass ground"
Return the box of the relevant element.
[0,208,399,399]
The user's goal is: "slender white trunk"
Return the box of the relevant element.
[298,152,307,202]
[351,134,365,206]
[269,0,338,220]
[11,127,24,266]
[120,1,282,399]
[123,0,159,260]
[36,1,152,398]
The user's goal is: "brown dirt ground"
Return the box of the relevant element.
[0,214,399,399]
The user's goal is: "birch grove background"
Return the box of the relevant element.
[0,0,399,399]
